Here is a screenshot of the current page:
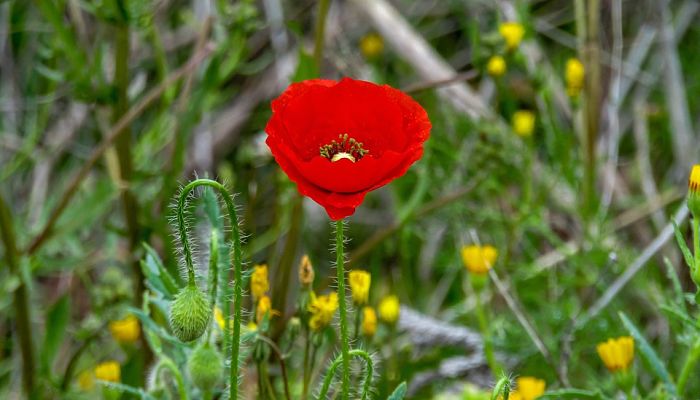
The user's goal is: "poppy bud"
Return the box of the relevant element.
[170,285,211,342]
[298,255,315,288]
[188,343,223,390]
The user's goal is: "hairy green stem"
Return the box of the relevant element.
[317,349,373,400]
[176,179,243,400]
[302,331,311,400]
[335,220,350,400]
[207,229,219,342]
[0,195,36,396]
[155,357,188,400]
[313,0,331,75]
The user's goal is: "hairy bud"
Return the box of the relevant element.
[188,343,223,390]
[169,285,211,342]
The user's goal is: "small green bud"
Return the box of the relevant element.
[188,343,223,390]
[170,285,211,342]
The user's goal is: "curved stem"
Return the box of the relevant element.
[317,350,373,400]
[258,335,292,400]
[155,357,188,400]
[177,179,243,400]
[335,220,350,399]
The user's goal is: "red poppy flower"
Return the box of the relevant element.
[265,78,431,220]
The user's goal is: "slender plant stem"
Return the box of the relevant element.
[0,195,35,396]
[155,357,188,400]
[313,0,331,75]
[335,220,351,400]
[176,179,243,400]
[317,349,373,400]
[473,283,500,375]
[677,336,700,394]
[581,0,601,217]
[693,217,700,277]
[302,330,311,400]
[258,335,292,400]
[206,229,219,343]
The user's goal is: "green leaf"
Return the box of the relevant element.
[141,243,179,299]
[673,220,694,272]
[491,375,511,400]
[663,257,687,311]
[292,48,317,82]
[41,295,70,374]
[387,382,407,400]
[619,312,677,395]
[539,389,605,399]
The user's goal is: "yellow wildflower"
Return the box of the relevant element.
[94,361,121,383]
[109,314,140,343]
[512,110,536,137]
[308,292,339,331]
[565,58,585,97]
[348,270,371,305]
[378,295,400,325]
[487,55,507,77]
[298,255,315,287]
[251,264,269,300]
[461,245,498,275]
[77,370,94,391]
[509,377,546,400]
[247,321,258,332]
[360,32,384,59]
[362,306,377,337]
[597,336,634,372]
[688,165,700,219]
[256,295,279,323]
[499,22,525,50]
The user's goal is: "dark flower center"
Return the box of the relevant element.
[319,134,368,163]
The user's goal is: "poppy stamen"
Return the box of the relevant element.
[320,134,368,163]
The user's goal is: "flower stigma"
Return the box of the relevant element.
[320,133,368,163]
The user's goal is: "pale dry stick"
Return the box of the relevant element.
[534,18,654,86]
[28,103,88,226]
[633,97,666,231]
[657,0,695,172]
[350,0,494,121]
[487,268,566,384]
[577,204,690,327]
[600,0,624,211]
[618,1,698,136]
[25,44,215,255]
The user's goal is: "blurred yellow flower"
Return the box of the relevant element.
[512,110,536,137]
[509,376,546,400]
[256,295,279,323]
[461,245,498,274]
[247,321,258,332]
[360,32,384,58]
[298,255,315,287]
[597,336,634,372]
[251,264,269,300]
[499,22,525,50]
[214,307,225,330]
[487,56,507,77]
[349,270,371,305]
[109,314,140,343]
[94,361,121,383]
[77,370,94,391]
[378,295,400,324]
[565,58,585,97]
[362,306,377,337]
[308,292,339,331]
